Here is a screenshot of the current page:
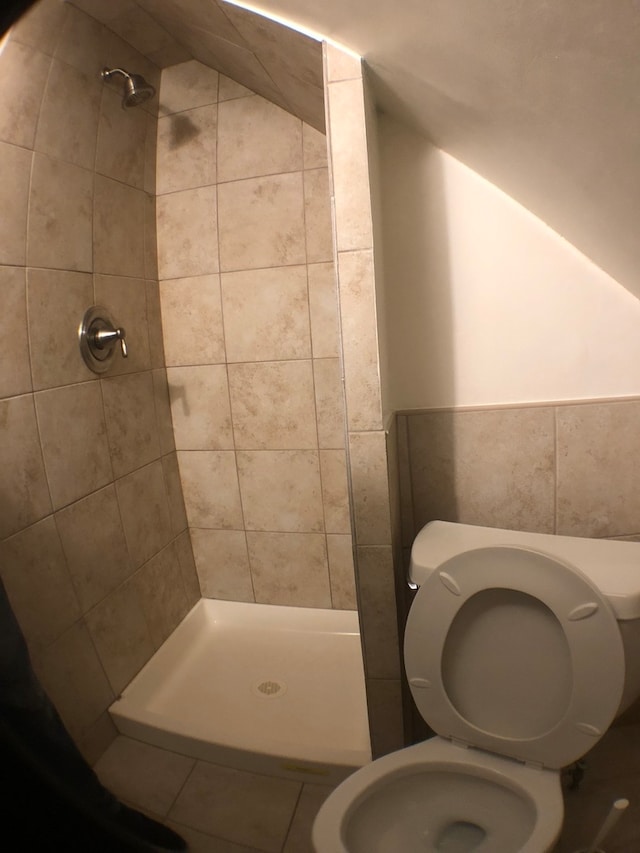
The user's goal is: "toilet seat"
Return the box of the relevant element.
[405,545,625,769]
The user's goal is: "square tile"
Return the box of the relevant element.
[237,450,324,532]
[102,371,161,478]
[283,783,334,853]
[157,186,218,280]
[175,529,201,607]
[178,450,243,529]
[157,104,217,195]
[325,43,362,83]
[160,275,225,366]
[0,142,31,266]
[146,280,165,368]
[191,528,254,601]
[28,153,93,272]
[162,452,189,536]
[35,382,112,510]
[218,74,253,102]
[0,266,31,398]
[313,358,346,448]
[159,60,219,115]
[116,460,173,568]
[94,275,151,376]
[218,173,306,272]
[228,361,317,450]
[0,516,79,651]
[169,760,300,852]
[56,484,133,613]
[96,86,148,189]
[221,266,311,362]
[308,262,340,359]
[217,94,302,182]
[0,394,52,539]
[0,41,51,148]
[303,123,328,169]
[357,546,401,680]
[303,168,332,263]
[95,736,195,817]
[134,541,189,647]
[349,431,392,546]
[168,365,233,450]
[319,449,351,533]
[94,175,146,277]
[247,532,331,607]
[86,576,155,694]
[327,534,357,610]
[27,268,95,390]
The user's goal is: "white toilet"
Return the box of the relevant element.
[313,521,640,853]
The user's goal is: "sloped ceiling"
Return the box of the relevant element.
[71,0,640,297]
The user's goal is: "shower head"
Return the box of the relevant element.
[101,67,156,108]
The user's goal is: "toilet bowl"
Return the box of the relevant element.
[312,522,640,853]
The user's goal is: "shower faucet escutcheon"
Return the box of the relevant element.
[79,306,128,374]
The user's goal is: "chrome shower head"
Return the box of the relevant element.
[101,67,156,108]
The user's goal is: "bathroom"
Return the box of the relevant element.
[2,0,640,850]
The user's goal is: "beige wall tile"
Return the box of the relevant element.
[0,516,79,651]
[94,175,146,277]
[327,534,357,610]
[27,268,95,390]
[35,59,101,170]
[357,546,401,679]
[265,66,324,132]
[303,123,328,169]
[95,86,148,189]
[0,41,51,148]
[218,172,306,272]
[144,112,157,195]
[218,74,252,101]
[168,365,233,450]
[0,142,32,266]
[320,449,351,534]
[134,541,189,647]
[229,360,317,450]
[247,531,331,607]
[115,460,173,567]
[157,186,219,280]
[146,280,165,368]
[366,678,405,758]
[55,484,133,613]
[337,250,383,432]
[349,431,392,546]
[178,450,243,529]
[75,712,118,766]
[407,406,556,533]
[221,265,311,362]
[283,783,334,853]
[325,43,363,83]
[144,193,159,280]
[159,60,219,115]
[396,414,417,546]
[10,0,67,55]
[94,275,151,376]
[152,368,176,455]
[217,94,302,182]
[0,395,51,539]
[175,529,200,607]
[95,736,195,818]
[168,760,300,849]
[308,262,340,359]
[0,267,31,399]
[191,528,254,601]
[557,401,640,537]
[313,357,346,448]
[35,619,115,741]
[161,452,188,536]
[102,372,161,478]
[54,4,110,76]
[36,382,112,510]
[28,153,93,272]
[237,450,324,532]
[156,104,217,195]
[327,78,373,252]
[86,577,155,694]
[304,168,332,263]
[160,275,225,366]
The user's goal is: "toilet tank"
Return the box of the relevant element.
[409,521,640,716]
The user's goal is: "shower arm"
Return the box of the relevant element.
[101,67,132,82]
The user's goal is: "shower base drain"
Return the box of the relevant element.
[252,679,287,699]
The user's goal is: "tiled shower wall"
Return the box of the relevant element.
[156,60,357,610]
[0,0,198,761]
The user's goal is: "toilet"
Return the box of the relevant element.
[312,521,640,853]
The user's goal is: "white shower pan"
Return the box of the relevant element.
[109,599,372,785]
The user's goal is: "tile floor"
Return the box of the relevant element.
[94,735,334,852]
[96,724,640,853]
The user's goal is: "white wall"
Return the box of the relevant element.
[378,114,640,411]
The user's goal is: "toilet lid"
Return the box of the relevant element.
[404,546,625,769]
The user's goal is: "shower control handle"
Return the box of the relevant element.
[93,326,128,358]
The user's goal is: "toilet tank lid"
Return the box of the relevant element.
[409,521,640,620]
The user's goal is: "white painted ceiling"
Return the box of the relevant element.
[70,0,640,297]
